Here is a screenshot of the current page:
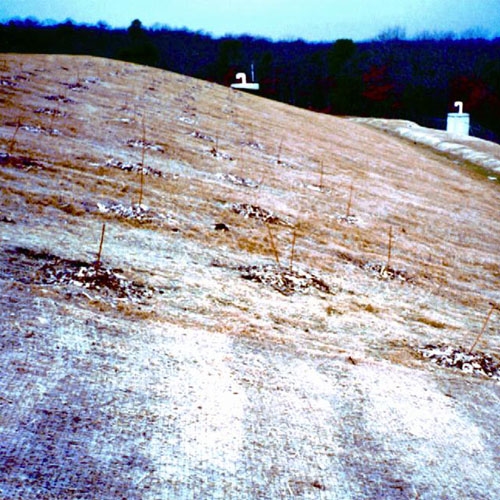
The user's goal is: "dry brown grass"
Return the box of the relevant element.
[413,315,449,329]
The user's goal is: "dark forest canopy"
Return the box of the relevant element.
[1,18,500,142]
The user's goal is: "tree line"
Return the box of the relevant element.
[1,18,499,142]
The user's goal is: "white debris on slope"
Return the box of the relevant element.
[351,118,500,175]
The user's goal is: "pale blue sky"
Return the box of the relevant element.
[1,0,499,41]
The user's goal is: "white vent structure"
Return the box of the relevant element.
[231,72,259,91]
[446,101,470,136]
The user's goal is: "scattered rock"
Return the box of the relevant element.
[246,141,263,150]
[238,263,330,296]
[190,130,215,142]
[334,250,413,283]
[335,214,358,224]
[126,139,165,153]
[14,74,31,80]
[84,77,101,84]
[60,82,89,92]
[363,262,413,282]
[219,173,259,189]
[34,107,64,117]
[1,79,17,88]
[104,158,163,177]
[417,344,500,380]
[21,124,43,134]
[208,148,234,161]
[97,202,176,227]
[40,261,154,302]
[5,247,155,304]
[43,95,75,103]
[0,214,16,224]
[18,124,59,136]
[310,481,326,491]
[231,203,287,225]
[273,159,293,168]
[214,223,229,231]
[0,153,44,170]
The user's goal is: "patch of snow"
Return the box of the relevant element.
[178,116,196,124]
[352,118,500,175]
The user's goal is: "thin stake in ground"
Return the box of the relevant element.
[249,124,254,146]
[266,224,281,267]
[8,118,21,153]
[253,169,266,206]
[95,223,106,273]
[277,137,284,164]
[319,161,324,190]
[138,115,146,206]
[289,228,297,272]
[49,106,59,130]
[346,181,354,218]
[214,128,219,156]
[469,303,498,353]
[387,225,393,269]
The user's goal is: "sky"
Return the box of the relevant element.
[2,0,499,41]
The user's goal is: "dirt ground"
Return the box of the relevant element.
[1,54,500,499]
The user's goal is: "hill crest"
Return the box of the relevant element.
[1,54,500,498]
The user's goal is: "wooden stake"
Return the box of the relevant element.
[469,303,496,353]
[8,118,21,153]
[346,181,354,218]
[139,116,146,206]
[139,166,145,206]
[50,106,60,130]
[253,170,266,207]
[387,225,393,268]
[277,137,283,164]
[266,224,281,267]
[289,228,297,272]
[95,223,106,272]
[319,161,324,190]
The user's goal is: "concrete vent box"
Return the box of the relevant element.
[447,101,469,136]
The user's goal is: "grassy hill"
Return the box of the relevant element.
[1,54,500,498]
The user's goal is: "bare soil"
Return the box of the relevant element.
[1,54,500,499]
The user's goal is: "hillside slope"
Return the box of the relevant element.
[351,117,500,175]
[1,54,500,499]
